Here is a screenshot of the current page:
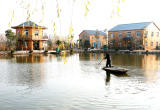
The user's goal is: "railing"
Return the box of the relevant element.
[18,35,48,40]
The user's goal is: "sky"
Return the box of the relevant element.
[0,0,160,40]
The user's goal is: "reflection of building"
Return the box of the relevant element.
[79,30,107,48]
[142,54,160,82]
[15,55,44,63]
[11,21,48,50]
[108,22,160,50]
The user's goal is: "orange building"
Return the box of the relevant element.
[11,21,48,50]
[108,21,160,50]
[79,30,107,48]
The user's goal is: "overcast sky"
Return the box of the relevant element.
[0,0,160,40]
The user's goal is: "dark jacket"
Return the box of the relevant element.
[104,53,111,61]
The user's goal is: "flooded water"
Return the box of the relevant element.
[0,53,160,110]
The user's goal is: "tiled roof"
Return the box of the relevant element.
[84,30,107,35]
[18,21,39,27]
[108,22,153,32]
[11,21,47,29]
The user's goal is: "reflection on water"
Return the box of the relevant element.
[0,53,160,110]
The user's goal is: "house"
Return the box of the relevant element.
[108,21,160,50]
[79,30,107,48]
[11,21,48,50]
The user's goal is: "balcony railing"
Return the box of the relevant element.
[18,35,48,40]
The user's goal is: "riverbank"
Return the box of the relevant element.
[76,49,160,54]
[1,49,160,55]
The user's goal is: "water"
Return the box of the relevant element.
[0,53,160,110]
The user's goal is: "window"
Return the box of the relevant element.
[136,41,140,47]
[119,32,122,37]
[24,30,28,36]
[156,42,159,46]
[136,31,140,37]
[92,37,94,39]
[127,32,131,37]
[35,30,39,36]
[17,30,19,36]
[110,43,113,47]
[151,42,153,47]
[103,36,106,39]
[84,36,85,39]
[118,43,122,47]
[111,33,114,38]
[17,42,19,47]
[151,32,154,37]
[25,42,28,48]
[145,31,148,37]
[145,41,148,47]
[157,32,159,37]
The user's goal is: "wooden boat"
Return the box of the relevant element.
[102,66,129,73]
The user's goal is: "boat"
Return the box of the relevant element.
[102,66,129,73]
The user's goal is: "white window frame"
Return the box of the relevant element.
[145,41,147,47]
[151,32,154,37]
[118,43,122,47]
[110,43,113,47]
[17,30,19,36]
[35,30,39,36]
[111,33,114,38]
[151,42,153,47]
[145,31,148,37]
[136,31,140,37]
[127,32,131,37]
[119,32,122,37]
[156,42,159,46]
[24,30,28,36]
[157,32,159,37]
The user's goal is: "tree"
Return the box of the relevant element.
[48,38,53,50]
[5,29,17,50]
[95,29,100,49]
[56,40,62,46]
[84,40,90,49]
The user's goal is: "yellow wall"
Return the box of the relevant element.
[15,27,46,50]
[108,23,160,50]
[79,31,107,48]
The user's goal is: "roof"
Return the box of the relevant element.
[108,22,153,32]
[11,21,47,29]
[79,30,107,36]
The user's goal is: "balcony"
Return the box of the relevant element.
[18,35,48,40]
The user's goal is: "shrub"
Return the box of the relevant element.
[70,49,73,53]
[11,50,15,54]
[91,47,94,49]
[29,50,33,53]
[122,45,127,49]
[44,50,48,53]
[138,45,143,50]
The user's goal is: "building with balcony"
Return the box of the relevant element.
[11,21,48,50]
[79,30,107,48]
[108,21,160,50]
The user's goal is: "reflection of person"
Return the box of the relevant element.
[104,52,111,67]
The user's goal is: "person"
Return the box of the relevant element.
[104,52,111,67]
